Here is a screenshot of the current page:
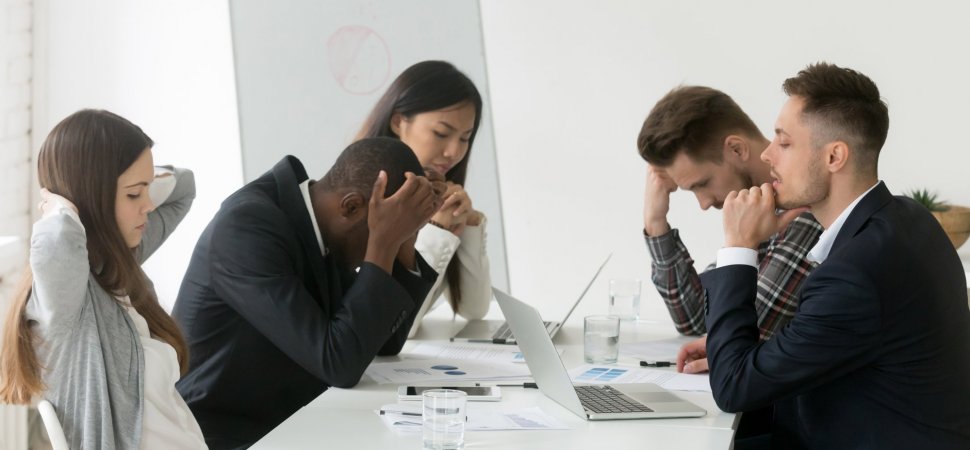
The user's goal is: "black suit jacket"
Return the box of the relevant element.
[702,183,970,449]
[173,156,436,449]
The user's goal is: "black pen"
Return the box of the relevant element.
[479,382,538,388]
[379,409,421,417]
[639,360,675,368]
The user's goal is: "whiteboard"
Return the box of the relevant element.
[228,0,508,290]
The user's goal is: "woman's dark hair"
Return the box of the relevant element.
[355,60,483,311]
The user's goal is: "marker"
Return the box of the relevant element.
[639,360,675,368]
[381,409,468,423]
[482,382,538,388]
[451,338,512,344]
[379,409,421,417]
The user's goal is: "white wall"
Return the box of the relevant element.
[0,0,32,446]
[0,0,32,305]
[33,0,242,311]
[480,0,970,322]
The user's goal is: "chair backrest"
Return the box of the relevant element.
[36,400,67,450]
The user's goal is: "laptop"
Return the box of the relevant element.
[451,254,611,344]
[494,288,707,420]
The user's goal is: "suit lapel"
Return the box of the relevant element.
[829,182,893,255]
[271,156,340,310]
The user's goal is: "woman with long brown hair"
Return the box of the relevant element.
[0,109,205,449]
[357,60,492,336]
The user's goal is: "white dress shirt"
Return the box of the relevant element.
[299,180,328,256]
[805,181,882,264]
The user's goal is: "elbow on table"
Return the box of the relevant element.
[377,342,405,356]
[711,392,747,414]
[329,371,365,389]
[709,378,759,413]
[320,355,370,389]
[456,302,488,322]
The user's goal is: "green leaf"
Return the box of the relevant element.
[904,188,950,212]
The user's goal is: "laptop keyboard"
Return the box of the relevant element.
[575,385,654,414]
[492,323,514,340]
[492,321,553,340]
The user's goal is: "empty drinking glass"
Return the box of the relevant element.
[422,389,467,449]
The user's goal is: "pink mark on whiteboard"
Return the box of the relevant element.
[326,25,391,95]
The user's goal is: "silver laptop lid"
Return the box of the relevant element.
[556,253,611,328]
[493,288,587,417]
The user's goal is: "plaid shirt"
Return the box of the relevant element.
[645,212,823,340]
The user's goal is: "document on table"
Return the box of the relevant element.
[365,357,531,384]
[619,336,696,361]
[568,364,711,392]
[408,342,564,364]
[408,342,526,364]
[377,404,569,432]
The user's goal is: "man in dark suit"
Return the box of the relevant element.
[693,63,970,448]
[173,138,441,449]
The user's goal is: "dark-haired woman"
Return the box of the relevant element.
[357,60,491,336]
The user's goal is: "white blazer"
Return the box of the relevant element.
[409,215,492,337]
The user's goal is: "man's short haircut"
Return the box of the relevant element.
[637,85,762,167]
[321,137,424,198]
[782,62,889,173]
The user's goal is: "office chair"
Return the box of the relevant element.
[36,400,67,450]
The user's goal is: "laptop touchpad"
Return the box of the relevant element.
[630,391,682,403]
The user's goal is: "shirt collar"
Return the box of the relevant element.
[806,181,882,264]
[299,180,328,257]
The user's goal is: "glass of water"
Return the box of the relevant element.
[584,315,620,364]
[422,389,467,450]
[609,279,641,321]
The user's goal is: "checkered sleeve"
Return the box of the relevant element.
[644,228,708,335]
[753,212,823,340]
[646,213,822,340]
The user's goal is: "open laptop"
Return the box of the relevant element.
[494,288,707,420]
[451,254,611,344]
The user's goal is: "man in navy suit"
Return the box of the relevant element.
[174,138,441,448]
[696,63,970,448]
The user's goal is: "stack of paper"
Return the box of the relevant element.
[619,336,696,362]
[408,342,528,364]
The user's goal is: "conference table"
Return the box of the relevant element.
[252,310,739,449]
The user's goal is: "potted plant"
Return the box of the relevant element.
[905,189,970,250]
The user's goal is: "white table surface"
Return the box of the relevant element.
[253,312,737,450]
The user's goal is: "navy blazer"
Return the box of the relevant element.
[702,183,970,449]
[173,156,436,449]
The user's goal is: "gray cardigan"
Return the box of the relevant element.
[26,167,195,450]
